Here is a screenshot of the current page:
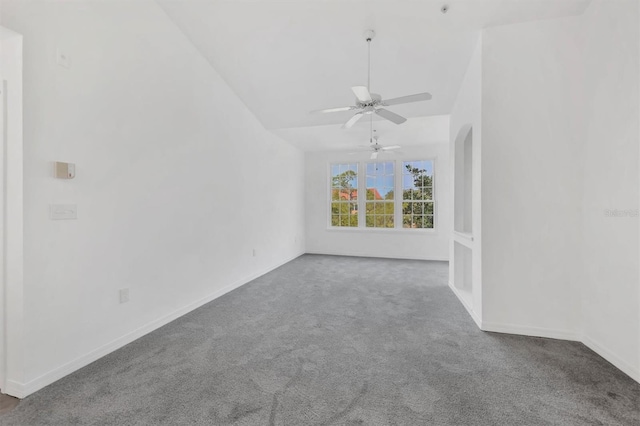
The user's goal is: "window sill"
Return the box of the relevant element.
[325,226,438,236]
[453,231,474,248]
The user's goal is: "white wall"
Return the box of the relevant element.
[448,0,640,383]
[480,15,586,338]
[305,140,451,261]
[1,0,305,397]
[449,36,483,323]
[0,25,25,392]
[580,0,639,382]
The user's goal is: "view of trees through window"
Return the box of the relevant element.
[330,160,434,229]
[402,160,434,229]
[331,163,358,227]
[366,162,394,228]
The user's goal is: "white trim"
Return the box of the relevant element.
[452,233,473,249]
[7,252,304,399]
[582,335,640,384]
[0,52,5,394]
[3,380,23,399]
[305,250,448,262]
[452,293,640,384]
[0,27,23,396]
[447,281,481,328]
[400,158,437,230]
[327,162,359,229]
[358,160,366,227]
[452,231,473,243]
[480,321,581,342]
[324,226,438,236]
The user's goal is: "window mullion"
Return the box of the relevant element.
[358,161,366,228]
[394,159,402,228]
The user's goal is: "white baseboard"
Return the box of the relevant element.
[306,250,449,262]
[451,299,640,385]
[447,281,482,328]
[582,335,640,384]
[8,252,304,399]
[480,321,581,342]
[479,324,638,384]
[4,380,27,400]
[10,251,638,398]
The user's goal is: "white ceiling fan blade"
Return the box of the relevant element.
[352,86,372,103]
[342,112,364,129]
[382,145,401,150]
[375,108,407,125]
[382,92,432,106]
[310,106,355,114]
[370,151,379,160]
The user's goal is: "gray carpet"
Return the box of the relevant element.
[2,254,639,425]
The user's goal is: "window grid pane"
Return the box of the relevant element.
[365,162,394,228]
[401,161,434,229]
[400,202,435,229]
[330,160,434,230]
[330,163,358,227]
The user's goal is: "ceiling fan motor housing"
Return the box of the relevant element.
[356,93,382,112]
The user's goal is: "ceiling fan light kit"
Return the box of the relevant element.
[311,29,432,129]
[350,130,402,160]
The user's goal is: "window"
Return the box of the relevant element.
[402,160,434,229]
[330,163,358,227]
[365,162,394,228]
[329,159,435,230]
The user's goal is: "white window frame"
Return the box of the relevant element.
[327,158,437,233]
[329,162,360,228]
[363,161,395,229]
[399,159,436,230]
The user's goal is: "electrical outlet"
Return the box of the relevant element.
[49,204,77,220]
[119,288,129,304]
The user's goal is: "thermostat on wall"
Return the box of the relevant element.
[54,162,75,179]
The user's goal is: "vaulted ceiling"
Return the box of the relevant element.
[157,0,590,149]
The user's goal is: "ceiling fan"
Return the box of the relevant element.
[352,130,401,159]
[311,30,432,129]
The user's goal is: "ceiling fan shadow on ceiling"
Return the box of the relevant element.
[311,30,432,129]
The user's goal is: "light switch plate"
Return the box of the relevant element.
[49,204,77,220]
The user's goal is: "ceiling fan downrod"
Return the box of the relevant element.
[364,30,375,93]
[364,30,376,92]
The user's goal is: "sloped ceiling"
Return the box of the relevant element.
[157,0,590,149]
